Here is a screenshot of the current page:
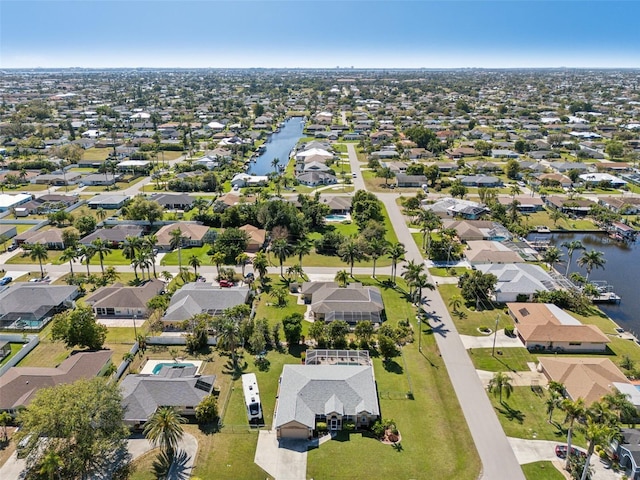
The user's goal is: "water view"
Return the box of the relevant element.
[248,117,304,176]
[532,232,640,331]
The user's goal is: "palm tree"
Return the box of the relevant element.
[292,237,313,271]
[487,371,513,404]
[217,318,241,367]
[103,266,119,284]
[79,244,95,276]
[235,252,249,277]
[367,237,389,278]
[338,236,368,277]
[561,240,585,276]
[144,235,158,278]
[252,251,269,280]
[209,251,226,280]
[418,210,442,252]
[401,259,425,298]
[546,389,564,424]
[60,247,79,279]
[602,391,637,423]
[38,450,63,480]
[123,235,144,280]
[0,411,11,443]
[188,254,201,277]
[28,243,48,278]
[135,250,152,280]
[96,207,107,222]
[143,406,186,457]
[271,157,280,174]
[561,397,586,470]
[549,208,566,227]
[387,242,406,283]
[90,238,111,276]
[169,228,187,271]
[449,295,463,313]
[161,270,173,282]
[577,249,606,282]
[413,274,435,305]
[542,246,563,271]
[579,402,619,480]
[509,184,522,198]
[271,238,293,278]
[335,269,350,287]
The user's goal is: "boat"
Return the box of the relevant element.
[241,373,262,422]
[535,226,551,233]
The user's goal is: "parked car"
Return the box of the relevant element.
[7,244,18,251]
[244,272,255,281]
[218,279,234,288]
[0,277,12,286]
[555,445,586,459]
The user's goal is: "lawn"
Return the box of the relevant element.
[438,284,514,336]
[160,245,211,267]
[522,461,565,480]
[487,386,586,447]
[522,210,598,231]
[0,343,23,367]
[82,148,110,162]
[429,266,469,277]
[82,176,146,192]
[469,347,535,372]
[16,322,71,368]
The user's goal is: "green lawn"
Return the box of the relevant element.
[160,245,211,267]
[488,386,586,447]
[522,210,598,231]
[0,343,23,367]
[522,461,565,480]
[82,176,146,192]
[469,347,535,372]
[82,148,110,162]
[429,267,469,277]
[438,284,514,335]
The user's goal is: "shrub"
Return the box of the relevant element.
[316,422,327,433]
[504,326,515,337]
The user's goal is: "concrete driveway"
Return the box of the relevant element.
[255,430,307,480]
[460,331,524,349]
[477,369,548,388]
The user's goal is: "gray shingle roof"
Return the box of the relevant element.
[163,283,249,322]
[0,284,78,324]
[275,365,380,429]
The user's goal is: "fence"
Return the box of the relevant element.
[146,335,217,346]
[110,341,140,383]
[0,335,40,377]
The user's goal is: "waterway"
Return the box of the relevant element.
[248,117,304,176]
[530,232,640,331]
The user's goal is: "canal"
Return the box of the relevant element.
[248,117,304,176]
[530,232,640,330]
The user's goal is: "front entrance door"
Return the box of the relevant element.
[329,417,341,430]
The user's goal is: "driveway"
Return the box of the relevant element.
[477,369,548,388]
[255,430,307,480]
[460,331,524,349]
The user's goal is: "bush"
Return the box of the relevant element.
[343,421,356,432]
[316,422,327,433]
[504,326,514,337]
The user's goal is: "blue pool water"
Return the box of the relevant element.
[152,362,195,375]
[325,214,349,222]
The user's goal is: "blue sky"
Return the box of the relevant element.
[1,1,639,68]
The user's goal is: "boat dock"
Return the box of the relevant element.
[590,281,622,304]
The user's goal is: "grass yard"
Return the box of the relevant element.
[0,343,24,366]
[522,210,598,231]
[82,176,146,192]
[16,323,71,368]
[82,148,110,161]
[429,266,469,277]
[438,284,514,335]
[469,347,535,372]
[487,386,586,447]
[160,245,211,266]
[522,461,565,480]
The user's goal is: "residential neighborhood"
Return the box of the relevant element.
[1,65,640,480]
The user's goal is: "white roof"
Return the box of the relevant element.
[613,382,640,407]
[117,160,151,167]
[297,148,333,158]
[130,112,150,119]
[579,173,626,184]
[0,193,31,208]
[207,121,225,129]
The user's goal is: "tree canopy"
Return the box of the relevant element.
[51,305,108,350]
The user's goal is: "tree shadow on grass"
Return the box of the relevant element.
[222,357,248,379]
[382,359,403,374]
[495,402,526,424]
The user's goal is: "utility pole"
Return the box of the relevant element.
[491,314,500,356]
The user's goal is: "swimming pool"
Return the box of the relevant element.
[325,214,350,222]
[151,362,196,375]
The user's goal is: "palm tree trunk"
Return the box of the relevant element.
[69,260,74,278]
[580,443,595,480]
[39,259,44,278]
[372,258,377,278]
[86,261,90,276]
[100,258,105,275]
[152,261,157,279]
[566,253,572,276]
[565,422,574,470]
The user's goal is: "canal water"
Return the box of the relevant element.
[529,232,640,330]
[248,117,304,176]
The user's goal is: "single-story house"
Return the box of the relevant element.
[423,197,489,220]
[0,225,18,240]
[309,283,385,324]
[497,195,545,213]
[80,224,144,246]
[295,148,334,162]
[116,160,152,173]
[120,365,215,427]
[0,193,32,213]
[15,228,67,250]
[491,149,519,159]
[0,341,11,360]
[476,263,555,302]
[18,194,79,215]
[550,162,590,173]
[444,220,510,242]
[155,222,210,250]
[538,356,629,405]
[0,284,79,330]
[162,283,250,326]
[239,224,266,253]
[544,196,595,216]
[599,196,640,214]
[320,195,351,214]
[296,172,337,187]
[459,175,502,187]
[535,173,572,188]
[395,173,427,188]
[149,193,194,210]
[464,240,524,265]
[275,363,380,439]
[85,279,164,318]
[230,173,269,188]
[579,173,627,188]
[0,350,112,413]
[509,303,610,353]
[81,173,119,186]
[31,171,82,186]
[87,194,130,210]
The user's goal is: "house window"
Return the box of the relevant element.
[569,342,582,346]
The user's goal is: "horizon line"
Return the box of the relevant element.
[3,66,640,71]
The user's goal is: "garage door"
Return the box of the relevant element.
[279,426,309,439]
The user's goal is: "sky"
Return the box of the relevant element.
[1,0,639,69]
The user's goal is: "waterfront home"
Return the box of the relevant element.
[544,196,595,216]
[599,196,640,214]
[464,240,524,265]
[476,263,555,302]
[422,197,488,220]
[508,303,610,353]
[579,172,627,188]
[275,363,380,439]
[497,195,545,213]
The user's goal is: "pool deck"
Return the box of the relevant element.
[140,359,204,375]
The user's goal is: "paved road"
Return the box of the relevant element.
[346,143,366,191]
[376,192,526,480]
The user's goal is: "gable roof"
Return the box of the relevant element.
[275,365,379,429]
[0,350,112,410]
[85,279,164,310]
